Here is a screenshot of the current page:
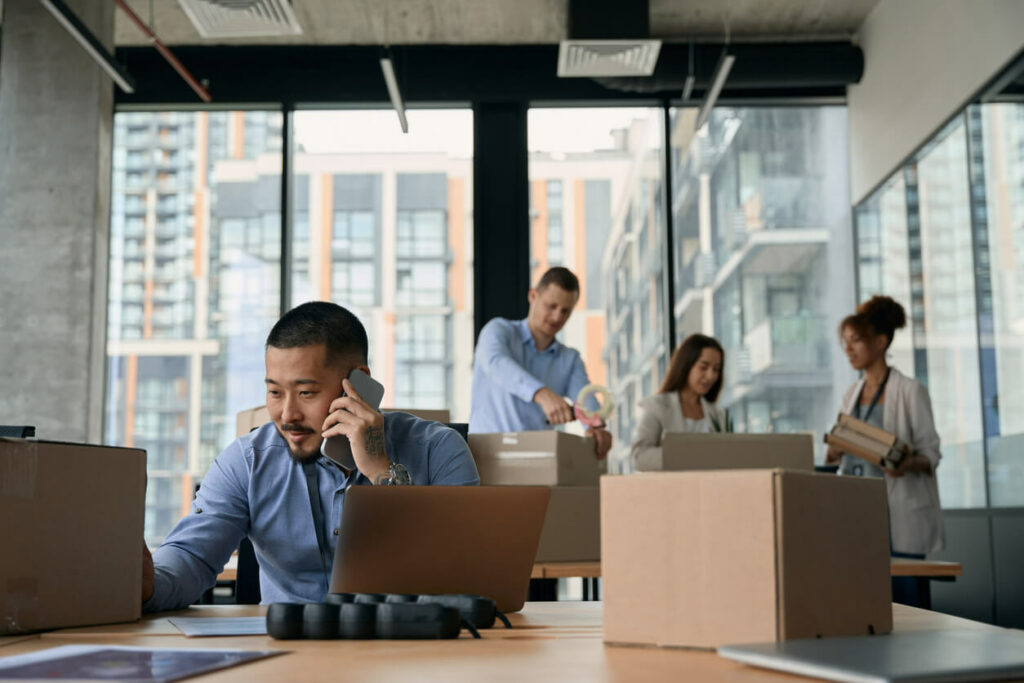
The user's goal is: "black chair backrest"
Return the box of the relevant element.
[446,423,469,442]
[0,425,35,438]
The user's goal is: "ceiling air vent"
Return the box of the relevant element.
[557,0,660,78]
[177,0,302,39]
[557,40,662,78]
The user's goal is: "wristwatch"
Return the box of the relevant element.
[374,461,412,486]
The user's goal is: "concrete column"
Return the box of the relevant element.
[0,0,115,443]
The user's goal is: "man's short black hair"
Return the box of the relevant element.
[266,301,368,366]
[536,266,580,294]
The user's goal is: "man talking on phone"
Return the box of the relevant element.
[141,301,480,612]
[468,267,612,460]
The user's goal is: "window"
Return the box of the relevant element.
[853,97,1024,510]
[529,108,665,459]
[290,110,472,417]
[912,120,986,509]
[106,110,282,544]
[397,209,446,258]
[670,106,851,459]
[976,102,1024,506]
[332,210,376,258]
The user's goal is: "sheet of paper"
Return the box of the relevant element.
[168,617,268,637]
[0,644,283,682]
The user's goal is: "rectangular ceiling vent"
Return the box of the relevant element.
[557,40,662,78]
[178,0,302,38]
[558,0,660,78]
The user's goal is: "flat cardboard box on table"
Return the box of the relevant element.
[0,439,146,634]
[601,469,892,649]
[467,431,599,486]
[660,433,814,472]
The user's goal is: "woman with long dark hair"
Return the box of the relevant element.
[827,295,944,566]
[630,334,730,471]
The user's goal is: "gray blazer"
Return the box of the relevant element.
[839,367,945,555]
[630,393,729,472]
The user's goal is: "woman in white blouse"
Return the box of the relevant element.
[826,296,944,603]
[630,334,730,471]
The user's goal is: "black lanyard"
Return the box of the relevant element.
[854,368,891,422]
[302,461,330,574]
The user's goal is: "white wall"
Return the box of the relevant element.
[848,0,1024,203]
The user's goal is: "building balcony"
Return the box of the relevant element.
[743,315,830,376]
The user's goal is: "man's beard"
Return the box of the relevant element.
[276,422,322,464]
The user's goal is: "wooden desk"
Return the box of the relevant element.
[223,559,963,583]
[890,557,963,578]
[532,558,963,579]
[0,603,1005,682]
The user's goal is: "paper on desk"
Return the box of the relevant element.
[0,644,283,682]
[168,617,268,637]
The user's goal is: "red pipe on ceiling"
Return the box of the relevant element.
[114,0,213,103]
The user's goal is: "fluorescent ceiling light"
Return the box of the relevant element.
[681,74,696,102]
[557,40,662,78]
[39,0,136,94]
[379,56,408,134]
[694,51,735,131]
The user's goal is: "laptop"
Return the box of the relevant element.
[329,486,550,612]
[660,433,814,472]
[717,629,1024,682]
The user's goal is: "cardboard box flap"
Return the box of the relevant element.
[774,470,892,640]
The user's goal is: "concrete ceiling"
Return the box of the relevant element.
[113,0,881,46]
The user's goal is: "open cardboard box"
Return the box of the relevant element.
[0,439,146,634]
[601,469,892,649]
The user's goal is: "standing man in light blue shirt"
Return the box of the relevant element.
[469,267,612,459]
[140,301,479,612]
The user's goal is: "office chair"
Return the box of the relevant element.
[193,482,261,605]
[446,422,469,441]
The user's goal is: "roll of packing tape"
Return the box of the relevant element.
[574,384,614,427]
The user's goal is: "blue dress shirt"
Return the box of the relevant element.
[468,317,593,433]
[144,412,480,613]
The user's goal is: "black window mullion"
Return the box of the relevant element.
[661,103,677,351]
[280,104,294,315]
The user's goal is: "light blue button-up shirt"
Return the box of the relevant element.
[144,412,480,613]
[468,317,593,433]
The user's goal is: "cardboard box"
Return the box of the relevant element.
[236,405,270,438]
[534,486,600,562]
[601,469,891,649]
[467,431,599,486]
[661,433,814,472]
[0,439,146,634]
[825,413,908,469]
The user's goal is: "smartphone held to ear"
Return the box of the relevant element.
[321,368,386,470]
